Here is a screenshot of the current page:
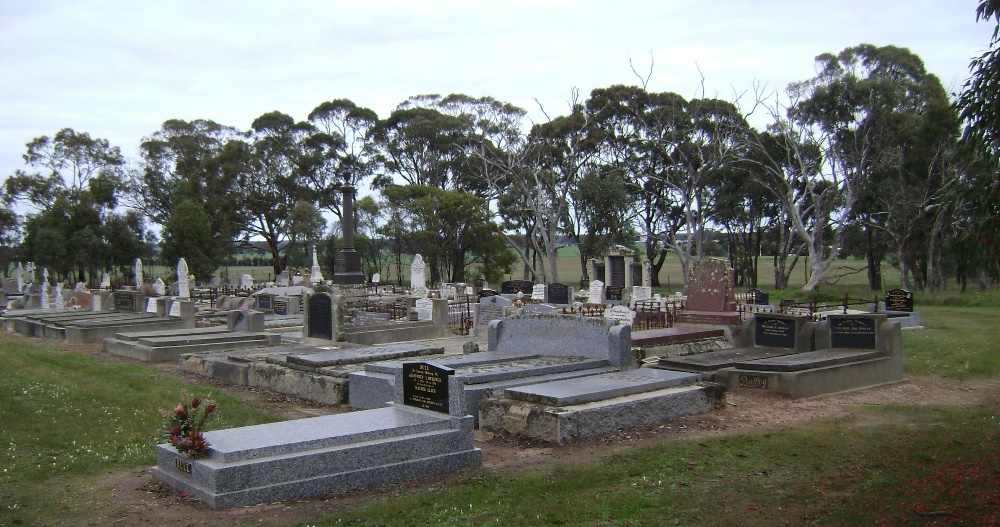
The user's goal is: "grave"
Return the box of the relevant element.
[675,259,742,326]
[715,313,904,398]
[879,288,922,328]
[8,298,196,343]
[473,295,511,336]
[546,282,572,305]
[151,402,481,509]
[479,368,723,443]
[410,254,427,297]
[104,326,281,363]
[655,313,814,378]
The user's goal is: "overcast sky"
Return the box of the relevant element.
[0,0,992,194]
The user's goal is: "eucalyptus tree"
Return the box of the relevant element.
[371,105,473,190]
[3,128,145,282]
[789,44,960,291]
[234,111,318,276]
[305,99,379,220]
[132,119,245,275]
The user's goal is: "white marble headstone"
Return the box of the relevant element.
[134,258,143,288]
[414,297,434,321]
[239,274,254,289]
[55,282,64,309]
[410,254,427,298]
[15,263,24,292]
[146,298,158,313]
[152,278,166,296]
[309,246,323,283]
[588,280,605,304]
[604,304,635,325]
[176,258,190,299]
[101,273,111,289]
[371,272,380,284]
[631,286,652,306]
[531,283,546,301]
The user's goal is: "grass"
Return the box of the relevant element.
[0,336,283,525]
[1,296,998,525]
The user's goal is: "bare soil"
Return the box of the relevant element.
[63,344,1000,526]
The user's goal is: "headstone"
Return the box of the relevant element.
[410,254,427,298]
[168,300,181,317]
[499,281,514,294]
[747,288,769,305]
[15,263,24,292]
[754,316,796,348]
[353,311,391,326]
[608,256,626,287]
[531,283,546,302]
[509,280,534,295]
[588,280,604,304]
[275,272,289,287]
[310,246,323,283]
[146,298,158,313]
[100,273,111,289]
[273,297,289,315]
[176,259,190,299]
[478,289,498,299]
[604,304,635,325]
[54,282,64,309]
[372,272,381,284]
[113,290,138,312]
[465,285,474,297]
[442,285,457,300]
[605,286,625,301]
[547,283,570,305]
[152,278,166,296]
[476,295,511,328]
[829,316,877,349]
[74,282,88,293]
[631,286,652,305]
[239,274,254,290]
[308,294,334,340]
[40,276,50,310]
[685,259,735,312]
[402,362,455,414]
[133,258,143,289]
[414,298,434,321]
[256,294,273,311]
[884,289,913,312]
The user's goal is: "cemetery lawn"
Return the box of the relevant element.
[0,300,997,526]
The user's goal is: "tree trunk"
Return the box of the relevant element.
[865,226,882,291]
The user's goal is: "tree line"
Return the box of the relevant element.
[2,37,999,292]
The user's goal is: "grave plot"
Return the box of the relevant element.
[714,313,904,398]
[654,313,814,379]
[151,404,480,509]
[104,326,281,363]
[8,301,195,343]
[180,341,446,405]
[479,368,724,443]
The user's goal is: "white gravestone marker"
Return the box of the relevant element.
[414,297,434,321]
[152,278,166,296]
[55,282,64,310]
[146,298,158,313]
[15,263,23,292]
[134,258,143,289]
[169,300,181,317]
[240,274,254,289]
[588,280,605,304]
[410,254,427,298]
[531,283,546,301]
[176,258,190,299]
[371,272,380,284]
[604,304,635,325]
[310,246,323,283]
[631,286,652,306]
[101,272,111,289]
[40,269,50,309]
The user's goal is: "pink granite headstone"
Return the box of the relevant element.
[685,259,736,312]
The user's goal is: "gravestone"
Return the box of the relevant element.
[593,264,606,284]
[829,316,877,349]
[510,280,534,295]
[754,316,796,348]
[605,286,624,301]
[275,272,289,287]
[631,263,643,289]
[146,298,159,314]
[402,362,455,414]
[100,273,111,289]
[54,283,64,310]
[631,286,652,305]
[371,272,380,283]
[499,281,514,294]
[476,295,511,329]
[607,256,626,287]
[685,259,735,312]
[273,297,289,315]
[410,254,427,297]
[40,281,50,310]
[176,259,190,299]
[134,258,143,288]
[15,263,24,292]
[239,274,254,290]
[588,280,604,304]
[604,305,635,325]
[414,298,434,321]
[354,311,391,326]
[478,289,498,299]
[884,289,913,312]
[308,294,334,340]
[256,294,273,311]
[531,283,546,302]
[74,282,87,293]
[310,246,324,283]
[547,283,570,305]
[113,290,139,312]
[747,288,769,305]
[168,300,182,317]
[153,278,166,296]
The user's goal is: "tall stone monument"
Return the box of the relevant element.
[134,258,143,289]
[310,246,323,284]
[410,254,427,298]
[332,185,365,284]
[176,258,190,299]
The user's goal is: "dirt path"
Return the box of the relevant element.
[62,345,1000,526]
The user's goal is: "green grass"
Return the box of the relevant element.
[0,336,283,525]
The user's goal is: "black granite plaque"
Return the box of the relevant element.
[113,291,136,312]
[308,294,333,340]
[829,316,877,349]
[256,294,273,311]
[499,281,514,294]
[547,283,570,305]
[608,257,626,287]
[478,289,498,299]
[510,280,534,294]
[402,362,454,413]
[754,316,796,349]
[884,289,913,312]
[605,286,625,301]
[273,299,288,315]
[747,288,769,305]
[738,374,769,389]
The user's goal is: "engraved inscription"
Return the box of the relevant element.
[402,362,454,413]
[738,374,769,389]
[175,458,192,473]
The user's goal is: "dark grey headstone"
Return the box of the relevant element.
[605,286,625,301]
[754,316,796,349]
[308,294,333,340]
[273,298,288,315]
[884,289,913,312]
[829,316,877,349]
[256,294,273,311]
[747,288,769,305]
[547,283,570,305]
[509,280,534,294]
[402,362,454,414]
[478,289,498,299]
[113,291,137,312]
[499,281,514,294]
[608,256,626,287]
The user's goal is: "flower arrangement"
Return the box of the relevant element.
[160,395,217,458]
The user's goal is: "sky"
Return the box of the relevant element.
[0,0,993,199]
